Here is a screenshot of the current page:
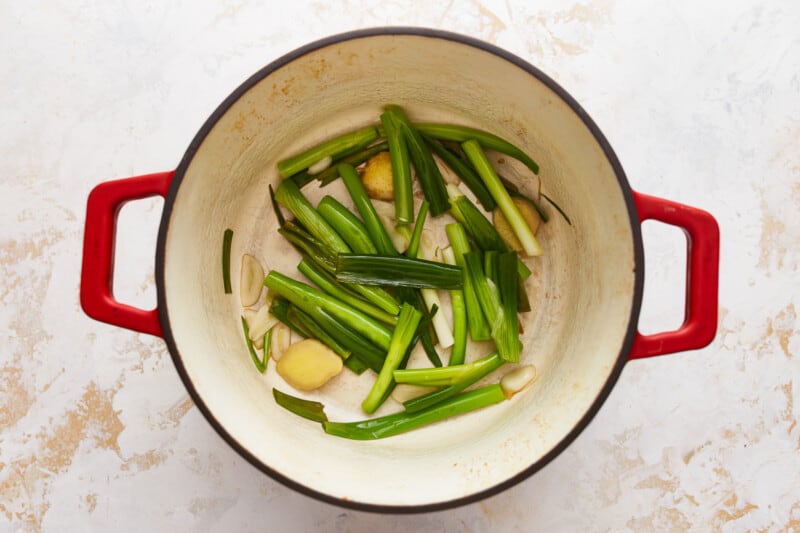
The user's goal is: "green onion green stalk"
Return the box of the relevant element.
[286,305,351,360]
[361,303,423,414]
[277,126,379,178]
[324,384,506,440]
[278,220,399,315]
[269,297,311,338]
[222,228,233,294]
[462,251,503,334]
[240,316,268,373]
[298,258,397,325]
[393,351,502,387]
[269,184,286,227]
[499,175,550,223]
[442,247,467,366]
[416,123,540,175]
[264,270,393,350]
[270,291,386,374]
[445,223,491,341]
[380,111,414,226]
[462,140,543,257]
[385,106,450,216]
[402,352,505,413]
[291,141,390,188]
[405,200,429,259]
[425,136,496,211]
[274,180,350,253]
[339,163,398,256]
[317,196,378,255]
[273,388,328,423]
[496,251,521,362]
[312,307,386,373]
[318,141,390,186]
[335,254,463,290]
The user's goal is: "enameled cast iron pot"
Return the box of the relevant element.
[80,28,720,512]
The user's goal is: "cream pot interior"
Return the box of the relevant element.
[157,29,641,510]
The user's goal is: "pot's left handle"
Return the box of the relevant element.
[80,171,174,337]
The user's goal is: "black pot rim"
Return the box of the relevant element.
[155,26,645,514]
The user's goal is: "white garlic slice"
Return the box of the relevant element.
[243,305,277,344]
[270,323,292,361]
[500,365,537,399]
[240,254,265,307]
[308,155,333,175]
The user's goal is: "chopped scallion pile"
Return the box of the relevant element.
[230,104,568,440]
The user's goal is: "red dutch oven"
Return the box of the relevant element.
[81,28,719,512]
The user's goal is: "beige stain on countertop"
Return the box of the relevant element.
[120,449,171,472]
[769,125,800,179]
[713,493,759,527]
[771,304,797,359]
[475,1,507,43]
[160,395,196,429]
[595,427,645,506]
[785,501,800,531]
[634,473,678,493]
[0,211,185,530]
[781,381,797,437]
[759,207,789,270]
[0,227,67,530]
[39,381,124,470]
[0,366,34,428]
[0,230,65,265]
[125,334,166,374]
[83,493,98,514]
[525,0,615,59]
[0,381,123,531]
[187,496,229,518]
[627,506,692,531]
[717,304,797,361]
[683,440,712,465]
[758,183,800,272]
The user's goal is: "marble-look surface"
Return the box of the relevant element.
[1,1,798,531]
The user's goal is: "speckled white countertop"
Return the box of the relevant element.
[2,1,799,531]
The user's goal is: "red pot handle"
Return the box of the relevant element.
[80,172,174,337]
[629,191,720,359]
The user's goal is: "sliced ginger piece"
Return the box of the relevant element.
[276,339,343,391]
[493,197,541,253]
[361,151,394,201]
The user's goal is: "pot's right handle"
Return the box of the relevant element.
[80,172,174,337]
[629,191,720,359]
